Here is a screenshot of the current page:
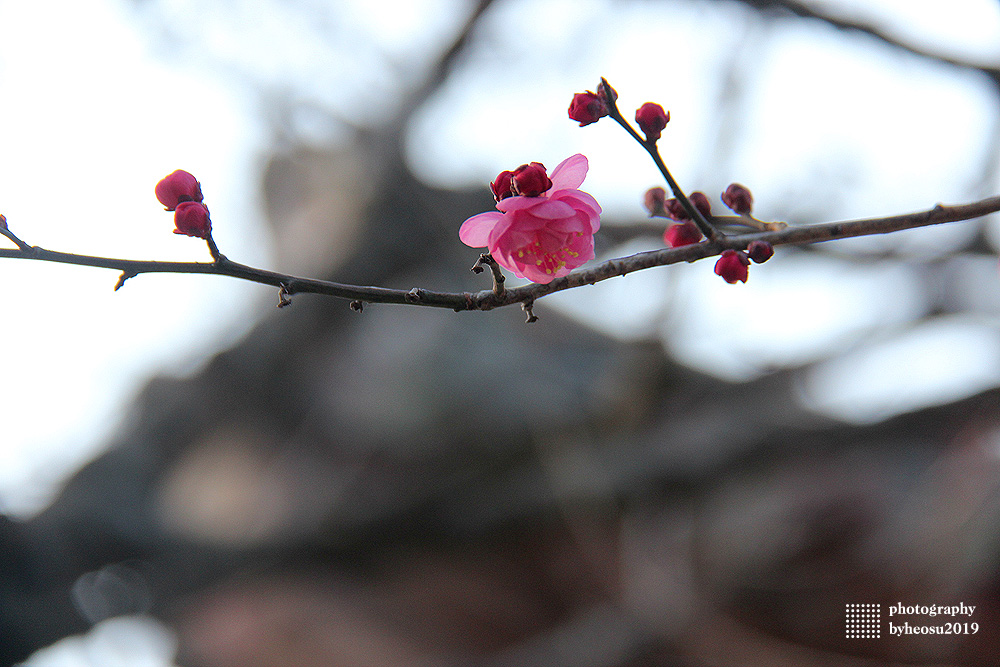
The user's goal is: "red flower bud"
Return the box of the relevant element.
[664,221,703,247]
[635,102,669,142]
[664,192,711,221]
[714,249,750,284]
[155,169,203,211]
[747,240,774,263]
[491,170,515,202]
[689,191,712,219]
[173,201,212,239]
[664,198,688,220]
[511,162,552,197]
[722,183,754,215]
[568,91,608,127]
[644,187,667,216]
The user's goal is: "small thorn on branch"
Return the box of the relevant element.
[277,283,292,308]
[522,300,538,324]
[472,253,506,296]
[114,270,137,291]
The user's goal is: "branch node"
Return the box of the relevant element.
[350,300,364,313]
[458,293,475,312]
[405,288,424,303]
[0,220,32,252]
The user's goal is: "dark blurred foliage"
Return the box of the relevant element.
[4,1,1000,665]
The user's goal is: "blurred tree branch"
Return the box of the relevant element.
[737,0,1000,83]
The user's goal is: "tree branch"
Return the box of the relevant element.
[1,195,997,316]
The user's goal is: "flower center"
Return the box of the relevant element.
[516,232,583,276]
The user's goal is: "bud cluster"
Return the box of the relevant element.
[155,169,211,239]
[652,190,711,248]
[561,81,778,287]
[568,83,671,145]
[490,162,554,202]
[640,182,773,283]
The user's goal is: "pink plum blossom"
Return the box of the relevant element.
[460,154,601,284]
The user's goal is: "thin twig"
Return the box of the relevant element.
[206,235,225,263]
[472,252,506,296]
[600,78,720,241]
[0,222,33,252]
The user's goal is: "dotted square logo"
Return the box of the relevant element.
[846,603,881,639]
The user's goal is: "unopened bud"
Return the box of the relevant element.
[722,183,754,215]
[664,221,703,247]
[511,162,552,197]
[664,193,710,221]
[173,201,212,239]
[155,169,203,211]
[635,102,669,142]
[491,170,515,202]
[747,240,774,263]
[689,191,712,219]
[644,187,667,216]
[714,249,750,284]
[568,91,608,127]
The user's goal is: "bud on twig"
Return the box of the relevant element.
[568,92,608,126]
[722,183,754,215]
[155,170,203,211]
[715,249,750,284]
[635,102,669,142]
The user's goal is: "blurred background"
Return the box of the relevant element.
[1,0,1000,665]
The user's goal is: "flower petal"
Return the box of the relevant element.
[549,154,588,191]
[459,211,502,247]
[528,199,576,220]
[496,195,541,213]
[552,189,601,215]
